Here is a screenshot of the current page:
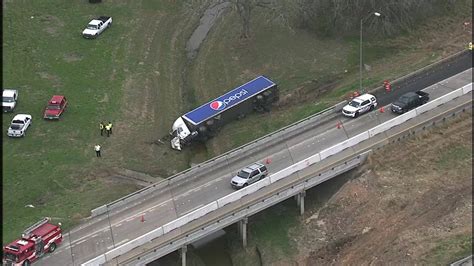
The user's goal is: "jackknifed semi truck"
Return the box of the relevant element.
[170,76,279,150]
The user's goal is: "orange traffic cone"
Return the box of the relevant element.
[140,215,145,223]
[379,106,385,113]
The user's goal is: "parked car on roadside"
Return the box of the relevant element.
[342,93,378,118]
[82,16,112,38]
[3,89,18,112]
[391,91,430,114]
[7,114,32,137]
[44,95,68,120]
[231,162,268,189]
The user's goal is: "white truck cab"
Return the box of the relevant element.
[3,89,18,112]
[170,117,196,151]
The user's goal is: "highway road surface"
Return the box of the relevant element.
[37,65,472,265]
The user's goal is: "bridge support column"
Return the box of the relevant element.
[181,245,187,266]
[239,217,248,248]
[299,191,306,215]
[295,194,301,207]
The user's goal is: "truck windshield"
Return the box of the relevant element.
[4,252,18,262]
[237,171,251,179]
[87,24,98,30]
[47,104,61,110]
[3,96,14,102]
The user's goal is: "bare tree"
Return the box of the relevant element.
[297,0,460,36]
[231,0,274,39]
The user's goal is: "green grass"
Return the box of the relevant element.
[421,234,472,265]
[2,0,147,243]
[228,200,301,265]
[2,0,471,245]
[436,145,472,170]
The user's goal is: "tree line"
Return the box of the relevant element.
[230,0,461,38]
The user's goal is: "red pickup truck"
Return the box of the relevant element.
[44,95,68,120]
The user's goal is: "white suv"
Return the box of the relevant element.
[231,162,268,189]
[342,93,377,118]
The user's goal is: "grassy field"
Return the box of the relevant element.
[2,0,471,244]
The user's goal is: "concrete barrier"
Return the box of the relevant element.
[90,205,108,217]
[186,202,218,222]
[216,191,243,208]
[397,109,417,123]
[306,152,321,166]
[319,139,351,160]
[462,83,472,93]
[81,254,106,266]
[368,118,395,137]
[415,97,441,114]
[269,168,289,183]
[142,227,164,243]
[241,177,271,195]
[348,131,370,146]
[163,217,186,234]
[441,88,464,103]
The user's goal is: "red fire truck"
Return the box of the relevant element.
[3,217,63,266]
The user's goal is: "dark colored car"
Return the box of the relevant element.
[391,91,429,114]
[44,95,68,120]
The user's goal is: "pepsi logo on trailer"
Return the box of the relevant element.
[209,89,249,111]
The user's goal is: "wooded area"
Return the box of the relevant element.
[231,0,462,38]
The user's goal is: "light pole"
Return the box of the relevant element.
[360,12,381,92]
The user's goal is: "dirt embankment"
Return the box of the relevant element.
[292,114,472,265]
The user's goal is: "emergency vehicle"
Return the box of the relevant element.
[3,218,62,266]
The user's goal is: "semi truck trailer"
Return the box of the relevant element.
[170,76,278,150]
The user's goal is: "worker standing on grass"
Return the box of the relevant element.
[105,123,111,137]
[94,144,101,157]
[99,121,105,136]
[108,121,113,135]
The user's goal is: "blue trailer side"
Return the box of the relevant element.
[170,76,278,150]
[182,76,277,126]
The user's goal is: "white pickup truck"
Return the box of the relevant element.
[82,16,112,39]
[3,89,18,112]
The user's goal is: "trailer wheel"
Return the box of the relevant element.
[49,243,57,253]
[198,126,207,134]
[23,260,31,266]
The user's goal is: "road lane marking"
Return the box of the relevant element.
[69,199,172,246]
[72,238,89,246]
[107,239,130,249]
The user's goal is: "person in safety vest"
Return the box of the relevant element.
[105,123,111,137]
[99,121,105,136]
[108,121,113,135]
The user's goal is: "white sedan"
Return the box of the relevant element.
[7,114,32,137]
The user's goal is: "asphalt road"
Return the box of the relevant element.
[36,64,472,265]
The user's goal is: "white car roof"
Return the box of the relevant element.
[354,93,375,101]
[89,20,102,25]
[12,114,31,121]
[3,90,16,97]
